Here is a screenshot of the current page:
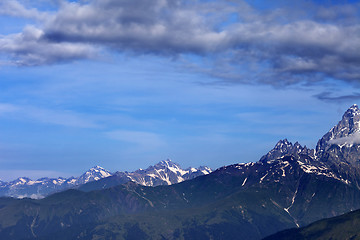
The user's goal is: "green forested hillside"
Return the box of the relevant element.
[264,208,360,240]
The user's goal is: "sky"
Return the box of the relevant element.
[0,0,360,181]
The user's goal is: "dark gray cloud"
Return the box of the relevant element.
[0,0,360,86]
[44,0,232,55]
[314,92,360,102]
[0,25,98,66]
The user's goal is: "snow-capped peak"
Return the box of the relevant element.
[156,159,180,168]
[126,160,213,186]
[89,165,106,171]
[346,104,360,115]
[11,177,31,185]
[76,166,112,185]
[317,104,360,151]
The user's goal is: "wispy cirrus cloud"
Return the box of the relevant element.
[105,130,166,149]
[0,103,99,128]
[23,106,100,128]
[0,103,18,114]
[0,0,360,86]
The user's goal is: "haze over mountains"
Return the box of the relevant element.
[1,105,360,239]
[0,160,212,199]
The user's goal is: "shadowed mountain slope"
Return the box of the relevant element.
[263,208,360,240]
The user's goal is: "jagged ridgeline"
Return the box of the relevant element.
[1,105,360,239]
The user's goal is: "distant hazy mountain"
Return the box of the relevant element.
[1,105,360,239]
[0,160,212,199]
[0,166,112,199]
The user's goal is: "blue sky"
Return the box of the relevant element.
[0,0,360,181]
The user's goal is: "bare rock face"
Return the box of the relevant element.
[260,139,315,164]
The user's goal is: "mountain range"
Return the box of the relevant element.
[0,160,212,199]
[1,105,360,239]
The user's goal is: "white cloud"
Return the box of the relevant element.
[0,0,49,21]
[328,132,360,146]
[22,106,100,128]
[0,103,99,128]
